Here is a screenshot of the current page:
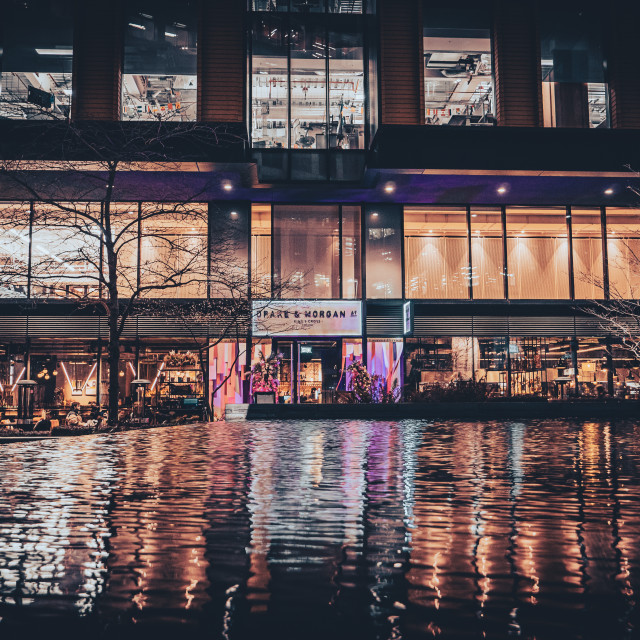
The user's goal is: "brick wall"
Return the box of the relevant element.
[379,0,423,125]
[492,1,542,127]
[198,0,245,123]
[71,3,123,121]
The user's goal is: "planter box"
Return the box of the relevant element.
[254,391,276,404]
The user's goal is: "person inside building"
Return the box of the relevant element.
[65,402,85,428]
[33,410,52,432]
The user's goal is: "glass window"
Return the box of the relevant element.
[0,203,30,298]
[422,3,494,126]
[470,208,504,299]
[273,205,340,298]
[475,337,507,396]
[30,204,101,299]
[122,1,198,121]
[365,205,402,299]
[251,204,273,298]
[108,204,140,298]
[210,204,250,299]
[606,208,640,299]
[290,19,327,150]
[250,10,367,150]
[0,0,73,120]
[506,207,570,299]
[404,206,469,299]
[251,14,289,148]
[341,205,361,298]
[367,339,404,399]
[571,208,603,299]
[251,1,364,14]
[540,5,609,128]
[139,203,208,298]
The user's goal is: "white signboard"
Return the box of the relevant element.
[403,301,412,335]
[252,300,362,337]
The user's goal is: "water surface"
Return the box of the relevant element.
[0,420,639,639]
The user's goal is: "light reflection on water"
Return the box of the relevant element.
[0,420,639,639]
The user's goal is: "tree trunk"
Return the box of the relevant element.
[107,302,120,425]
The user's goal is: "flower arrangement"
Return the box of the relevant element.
[251,351,281,393]
[164,350,198,368]
[346,360,372,403]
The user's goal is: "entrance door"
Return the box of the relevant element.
[298,341,339,404]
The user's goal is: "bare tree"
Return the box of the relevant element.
[0,120,247,424]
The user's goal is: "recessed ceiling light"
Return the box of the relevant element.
[497,186,507,194]
[371,212,379,218]
[384,183,395,194]
[223,183,233,191]
[604,188,614,195]
[230,211,238,217]
[471,214,477,218]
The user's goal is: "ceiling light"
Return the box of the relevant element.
[230,211,238,217]
[35,48,73,55]
[371,212,379,218]
[223,183,233,191]
[497,186,507,194]
[604,188,614,195]
[128,23,145,30]
[165,32,177,38]
[384,183,395,194]
[471,214,477,218]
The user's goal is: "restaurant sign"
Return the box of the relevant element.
[252,300,362,337]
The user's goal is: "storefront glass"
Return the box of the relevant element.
[0,203,30,298]
[210,340,247,418]
[422,2,494,126]
[139,203,208,298]
[606,208,640,299]
[471,208,504,299]
[122,0,198,121]
[475,337,507,396]
[572,208,604,299]
[405,206,469,299]
[367,339,403,399]
[342,206,361,298]
[0,0,73,120]
[506,207,570,299]
[273,205,340,298]
[366,205,402,299]
[251,204,273,298]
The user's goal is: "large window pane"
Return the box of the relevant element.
[606,208,640,299]
[290,20,326,150]
[251,204,273,298]
[31,204,101,299]
[471,208,504,299]
[122,1,197,121]
[341,205,361,298]
[404,206,469,299]
[0,0,73,120]
[329,21,365,149]
[0,203,30,298]
[366,205,402,299]
[540,4,609,128]
[273,205,340,298]
[422,3,494,126]
[506,208,570,299]
[251,14,289,148]
[108,203,140,298]
[139,203,208,298]
[572,208,603,299]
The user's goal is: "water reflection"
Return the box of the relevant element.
[0,420,639,639]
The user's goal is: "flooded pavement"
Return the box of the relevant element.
[0,420,639,639]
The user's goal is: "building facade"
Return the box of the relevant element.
[2,0,640,416]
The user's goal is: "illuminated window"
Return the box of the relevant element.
[404,206,469,299]
[366,205,402,299]
[571,208,603,299]
[423,3,494,126]
[0,203,30,297]
[0,0,73,120]
[606,208,640,299]
[122,1,197,121]
[470,208,504,299]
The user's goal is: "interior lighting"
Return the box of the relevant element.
[497,186,507,194]
[59,362,73,390]
[128,23,145,30]
[371,212,379,218]
[128,362,137,376]
[35,48,73,55]
[384,183,395,194]
[604,188,614,195]
[165,32,177,38]
[223,183,233,191]
[81,362,98,392]
[10,368,25,392]
[230,211,238,217]
[150,362,166,391]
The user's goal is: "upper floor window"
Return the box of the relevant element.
[122,0,197,121]
[250,11,366,149]
[0,0,73,120]
[540,4,609,128]
[423,3,495,126]
[251,1,364,13]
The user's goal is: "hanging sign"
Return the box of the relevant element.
[252,300,362,338]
